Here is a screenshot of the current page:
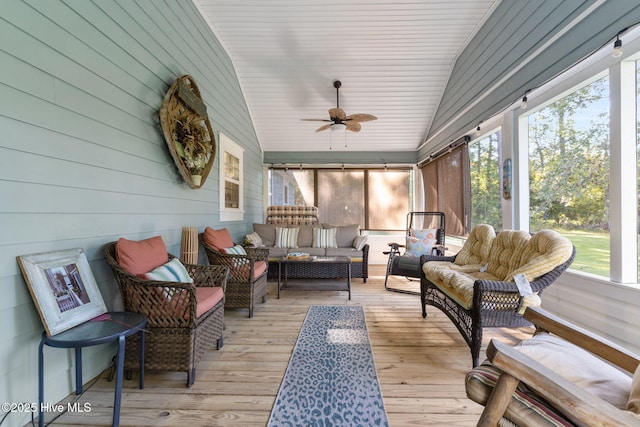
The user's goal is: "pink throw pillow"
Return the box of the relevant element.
[116,236,168,276]
[204,227,234,251]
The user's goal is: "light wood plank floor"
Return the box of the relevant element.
[38,267,533,426]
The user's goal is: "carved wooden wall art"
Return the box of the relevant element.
[159,74,216,189]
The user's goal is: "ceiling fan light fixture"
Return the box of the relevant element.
[331,123,347,132]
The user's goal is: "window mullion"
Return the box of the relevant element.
[609,60,638,283]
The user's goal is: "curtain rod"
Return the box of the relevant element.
[418,135,470,168]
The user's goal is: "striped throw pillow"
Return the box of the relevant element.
[143,258,193,283]
[275,227,299,248]
[223,244,247,255]
[313,227,337,248]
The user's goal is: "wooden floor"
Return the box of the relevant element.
[40,267,533,426]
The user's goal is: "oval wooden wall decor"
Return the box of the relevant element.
[159,74,216,189]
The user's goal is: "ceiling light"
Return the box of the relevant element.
[613,35,622,57]
[331,123,347,132]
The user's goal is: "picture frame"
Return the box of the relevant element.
[17,248,107,336]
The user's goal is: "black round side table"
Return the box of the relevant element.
[38,311,146,427]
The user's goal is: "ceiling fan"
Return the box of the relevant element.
[302,80,377,132]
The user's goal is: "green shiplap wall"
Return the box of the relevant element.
[0,1,261,425]
[421,0,640,159]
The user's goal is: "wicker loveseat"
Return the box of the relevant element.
[104,238,228,386]
[250,206,370,282]
[420,225,575,367]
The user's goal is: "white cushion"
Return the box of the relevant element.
[516,333,632,409]
[275,227,299,248]
[313,227,338,248]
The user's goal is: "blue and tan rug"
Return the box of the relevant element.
[268,305,389,427]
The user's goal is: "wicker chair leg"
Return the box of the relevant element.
[187,369,195,387]
[471,328,482,368]
[262,294,267,303]
[248,306,254,318]
[217,336,224,350]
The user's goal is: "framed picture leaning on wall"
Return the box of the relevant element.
[17,248,107,336]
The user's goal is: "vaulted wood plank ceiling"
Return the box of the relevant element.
[194,0,498,153]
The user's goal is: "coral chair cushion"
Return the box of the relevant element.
[204,227,234,251]
[195,286,224,318]
[116,236,168,276]
[143,258,193,283]
[235,260,268,281]
[253,260,268,279]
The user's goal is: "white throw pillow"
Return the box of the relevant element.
[312,227,337,248]
[143,258,193,283]
[275,227,299,248]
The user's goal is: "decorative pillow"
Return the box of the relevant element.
[353,235,368,251]
[203,227,234,251]
[405,233,438,257]
[244,232,263,247]
[223,244,247,255]
[116,236,168,276]
[313,227,337,248]
[324,224,360,247]
[143,258,193,283]
[253,223,276,246]
[411,228,438,240]
[275,227,299,248]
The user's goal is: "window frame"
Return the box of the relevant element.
[219,133,244,222]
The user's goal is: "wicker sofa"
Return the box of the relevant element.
[420,225,575,367]
[250,206,369,282]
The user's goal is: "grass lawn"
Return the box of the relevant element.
[555,229,610,277]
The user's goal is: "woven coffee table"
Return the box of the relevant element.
[277,256,351,300]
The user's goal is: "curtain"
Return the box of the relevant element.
[421,140,470,236]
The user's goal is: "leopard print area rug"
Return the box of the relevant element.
[267,305,389,426]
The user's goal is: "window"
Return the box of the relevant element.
[219,133,243,221]
[317,170,365,227]
[269,169,314,206]
[367,170,411,230]
[469,130,503,231]
[268,167,412,230]
[526,76,609,277]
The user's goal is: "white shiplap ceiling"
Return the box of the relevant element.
[194,0,498,153]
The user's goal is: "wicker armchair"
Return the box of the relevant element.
[199,233,269,318]
[104,242,228,387]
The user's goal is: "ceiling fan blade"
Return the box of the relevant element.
[346,113,377,123]
[315,124,332,132]
[345,121,361,132]
[301,118,332,122]
[329,107,346,120]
